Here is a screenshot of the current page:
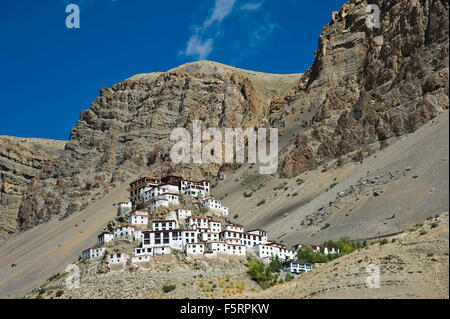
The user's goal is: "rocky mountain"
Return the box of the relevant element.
[0,137,66,240]
[7,0,450,237]
[276,0,449,177]
[0,0,448,299]
[15,69,277,231]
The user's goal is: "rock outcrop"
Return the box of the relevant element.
[277,0,449,177]
[14,0,450,233]
[17,71,274,230]
[0,137,66,239]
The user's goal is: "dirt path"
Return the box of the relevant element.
[0,178,134,298]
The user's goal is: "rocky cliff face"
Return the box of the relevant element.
[0,137,66,239]
[17,71,273,230]
[276,0,449,177]
[15,0,449,232]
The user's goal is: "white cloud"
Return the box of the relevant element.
[180,0,274,62]
[181,34,214,60]
[180,0,236,60]
[240,2,262,11]
[203,0,236,28]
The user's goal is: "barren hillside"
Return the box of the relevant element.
[13,0,448,235]
[0,0,448,299]
[217,109,449,246]
[243,212,449,299]
[0,136,66,241]
[24,212,449,299]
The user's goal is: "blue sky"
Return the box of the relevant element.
[0,0,346,140]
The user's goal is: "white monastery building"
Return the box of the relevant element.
[128,210,149,225]
[84,176,324,273]
[98,232,114,246]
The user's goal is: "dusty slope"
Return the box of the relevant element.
[0,0,448,299]
[2,107,447,299]
[0,176,133,298]
[26,212,449,299]
[216,110,449,246]
[243,213,449,299]
[16,0,448,234]
[0,136,66,241]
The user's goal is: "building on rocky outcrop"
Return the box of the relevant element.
[108,253,129,266]
[177,209,192,220]
[282,260,314,275]
[149,193,180,212]
[81,247,106,261]
[129,176,211,206]
[84,175,316,268]
[128,210,148,225]
[252,241,296,263]
[113,225,135,240]
[151,220,178,231]
[117,202,132,216]
[180,179,210,198]
[185,243,204,255]
[202,197,229,217]
[98,231,114,246]
[292,243,340,255]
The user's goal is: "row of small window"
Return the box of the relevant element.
[291,264,312,269]
[136,248,152,254]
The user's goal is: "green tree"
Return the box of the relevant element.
[269,256,283,273]
[247,259,268,283]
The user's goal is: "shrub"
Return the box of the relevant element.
[291,192,298,197]
[379,239,388,245]
[56,290,64,297]
[233,214,239,219]
[257,199,266,206]
[239,281,245,293]
[116,216,125,223]
[269,256,283,273]
[162,284,176,293]
[285,274,294,282]
[297,246,328,263]
[419,230,428,236]
[247,260,273,288]
[430,222,438,228]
